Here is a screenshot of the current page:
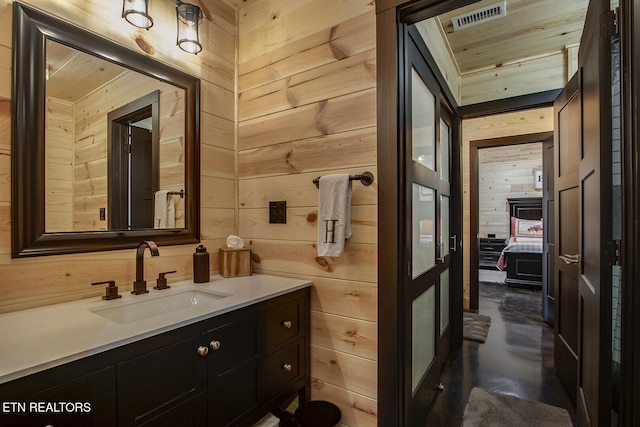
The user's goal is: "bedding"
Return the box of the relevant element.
[499,198,544,288]
[497,236,543,271]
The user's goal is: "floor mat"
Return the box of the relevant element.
[463,312,491,343]
[463,387,573,426]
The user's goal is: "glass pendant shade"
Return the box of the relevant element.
[122,0,153,29]
[176,3,203,54]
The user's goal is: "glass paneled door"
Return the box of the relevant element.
[404,32,456,425]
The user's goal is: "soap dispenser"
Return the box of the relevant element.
[193,244,210,283]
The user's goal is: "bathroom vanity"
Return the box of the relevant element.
[0,275,311,427]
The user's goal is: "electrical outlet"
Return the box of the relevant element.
[269,201,287,224]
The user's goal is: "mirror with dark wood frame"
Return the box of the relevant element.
[12,3,200,257]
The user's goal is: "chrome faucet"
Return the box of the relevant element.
[132,241,160,295]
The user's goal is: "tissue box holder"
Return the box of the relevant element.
[219,248,252,278]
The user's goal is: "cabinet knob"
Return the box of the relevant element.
[210,340,221,351]
[282,363,292,372]
[282,320,292,329]
[197,346,209,356]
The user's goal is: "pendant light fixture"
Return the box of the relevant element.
[176,2,203,54]
[121,0,204,54]
[122,0,154,29]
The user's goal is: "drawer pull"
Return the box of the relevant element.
[197,346,209,357]
[282,363,292,372]
[282,320,292,329]
[210,340,221,351]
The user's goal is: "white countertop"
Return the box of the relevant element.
[0,274,311,385]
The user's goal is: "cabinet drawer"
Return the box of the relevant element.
[479,252,500,261]
[207,314,257,376]
[479,238,506,252]
[479,244,501,251]
[265,298,302,350]
[265,341,303,397]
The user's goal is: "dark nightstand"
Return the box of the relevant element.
[479,237,507,269]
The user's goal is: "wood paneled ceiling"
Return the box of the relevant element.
[436,0,589,75]
[46,40,126,102]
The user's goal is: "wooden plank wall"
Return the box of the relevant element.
[45,97,74,232]
[462,108,553,309]
[478,143,543,238]
[236,1,378,425]
[0,0,235,312]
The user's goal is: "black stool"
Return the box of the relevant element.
[294,401,341,427]
[274,401,341,427]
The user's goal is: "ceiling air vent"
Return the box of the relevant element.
[451,1,507,31]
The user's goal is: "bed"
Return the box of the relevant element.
[497,198,543,288]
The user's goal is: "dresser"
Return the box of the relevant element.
[479,237,507,269]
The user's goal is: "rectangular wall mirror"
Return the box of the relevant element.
[12,3,201,257]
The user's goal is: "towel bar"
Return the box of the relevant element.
[312,171,374,188]
[166,189,185,198]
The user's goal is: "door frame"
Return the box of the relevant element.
[377,2,463,426]
[620,0,640,422]
[378,0,640,424]
[468,132,552,311]
[402,30,458,424]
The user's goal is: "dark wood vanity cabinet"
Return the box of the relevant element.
[0,287,310,427]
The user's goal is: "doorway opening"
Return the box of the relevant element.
[469,131,553,311]
[477,142,544,287]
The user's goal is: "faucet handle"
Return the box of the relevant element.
[91,280,122,300]
[154,271,176,290]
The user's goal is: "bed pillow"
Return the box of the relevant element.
[514,218,543,237]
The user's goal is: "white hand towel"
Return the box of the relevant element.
[166,196,175,228]
[317,174,352,257]
[154,190,170,228]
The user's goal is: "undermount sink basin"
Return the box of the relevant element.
[89,288,231,324]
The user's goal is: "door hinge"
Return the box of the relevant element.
[603,239,621,266]
[603,9,618,37]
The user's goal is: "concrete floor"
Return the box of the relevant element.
[424,281,575,426]
[262,274,573,427]
[478,269,507,284]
